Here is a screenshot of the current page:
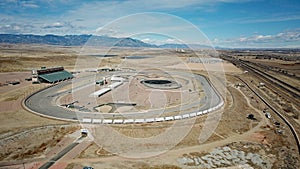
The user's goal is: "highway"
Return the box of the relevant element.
[237,76,300,155]
[222,55,300,155]
[24,71,222,122]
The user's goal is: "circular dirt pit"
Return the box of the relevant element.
[143,80,172,85]
[141,79,181,89]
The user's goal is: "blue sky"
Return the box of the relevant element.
[0,0,299,48]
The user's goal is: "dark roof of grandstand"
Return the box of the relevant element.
[39,70,73,83]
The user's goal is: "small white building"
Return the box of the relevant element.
[89,88,111,97]
[111,76,124,82]
[258,82,265,87]
[265,113,271,119]
[81,129,88,137]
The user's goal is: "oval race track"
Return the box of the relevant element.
[24,72,223,123]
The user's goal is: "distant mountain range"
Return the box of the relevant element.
[1,34,298,50]
[0,34,217,49]
[0,34,156,47]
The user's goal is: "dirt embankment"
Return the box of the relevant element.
[0,125,79,161]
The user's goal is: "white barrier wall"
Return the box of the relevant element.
[113,119,123,124]
[79,99,224,125]
[124,119,134,124]
[82,118,92,123]
[190,112,197,117]
[145,118,155,123]
[155,117,165,122]
[174,115,182,120]
[165,116,174,121]
[92,119,102,124]
[102,119,113,124]
[182,114,190,119]
[196,111,203,116]
[135,119,145,123]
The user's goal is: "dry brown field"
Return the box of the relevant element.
[0,44,299,168]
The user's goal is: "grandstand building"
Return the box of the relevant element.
[32,66,73,83]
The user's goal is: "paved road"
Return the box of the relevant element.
[25,71,221,121]
[39,142,79,169]
[38,136,86,169]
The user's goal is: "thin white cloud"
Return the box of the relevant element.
[62,0,253,32]
[140,37,180,45]
[21,2,39,9]
[214,29,300,48]
[0,0,298,48]
[94,13,212,46]
[42,22,65,29]
[240,15,300,24]
[241,30,300,43]
[0,0,255,35]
